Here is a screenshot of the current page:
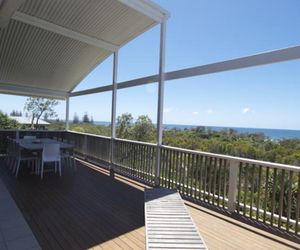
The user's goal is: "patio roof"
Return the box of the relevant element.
[0,0,169,99]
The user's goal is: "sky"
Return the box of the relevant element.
[1,0,300,129]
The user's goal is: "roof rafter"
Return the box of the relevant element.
[12,11,118,52]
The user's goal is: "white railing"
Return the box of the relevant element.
[1,129,299,236]
[63,131,300,235]
[159,145,300,234]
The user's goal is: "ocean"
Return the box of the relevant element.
[93,121,300,140]
[164,125,300,140]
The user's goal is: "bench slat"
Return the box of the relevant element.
[145,188,207,250]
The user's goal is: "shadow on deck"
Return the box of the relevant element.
[1,159,300,250]
[0,160,145,250]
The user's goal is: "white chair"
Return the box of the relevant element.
[14,142,38,177]
[40,144,61,179]
[24,136,36,140]
[61,140,76,169]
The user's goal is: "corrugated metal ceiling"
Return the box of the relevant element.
[19,0,154,46]
[0,0,167,98]
[0,19,110,92]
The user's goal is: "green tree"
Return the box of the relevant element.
[117,113,133,139]
[0,111,19,129]
[73,113,80,124]
[132,115,155,142]
[10,110,22,117]
[24,97,59,129]
[82,112,90,123]
[194,126,206,134]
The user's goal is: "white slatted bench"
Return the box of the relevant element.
[145,188,207,250]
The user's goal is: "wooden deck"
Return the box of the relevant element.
[0,158,299,250]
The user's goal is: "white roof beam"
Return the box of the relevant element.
[0,82,67,99]
[12,11,118,52]
[165,45,300,81]
[69,74,158,97]
[70,85,113,97]
[118,0,169,22]
[0,0,25,28]
[70,45,300,97]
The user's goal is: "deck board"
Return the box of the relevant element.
[0,158,299,249]
[0,159,145,250]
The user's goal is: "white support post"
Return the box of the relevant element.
[110,51,118,176]
[155,21,166,186]
[227,160,240,213]
[16,130,19,140]
[65,96,70,131]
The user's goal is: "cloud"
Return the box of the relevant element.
[192,111,199,115]
[206,109,213,114]
[164,107,172,113]
[242,107,251,114]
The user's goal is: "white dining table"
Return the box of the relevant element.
[16,138,74,151]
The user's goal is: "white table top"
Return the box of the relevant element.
[16,138,74,151]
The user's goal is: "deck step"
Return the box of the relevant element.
[145,187,207,250]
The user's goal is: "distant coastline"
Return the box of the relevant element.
[163,124,300,140]
[93,121,300,140]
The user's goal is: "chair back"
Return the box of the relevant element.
[12,141,21,158]
[24,136,36,140]
[42,143,60,162]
